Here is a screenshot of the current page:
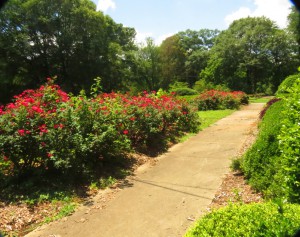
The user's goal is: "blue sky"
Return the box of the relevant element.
[92,0,294,44]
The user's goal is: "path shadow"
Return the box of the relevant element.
[133,178,212,200]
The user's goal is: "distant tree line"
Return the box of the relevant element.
[0,0,299,103]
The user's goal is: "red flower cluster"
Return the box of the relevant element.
[0,78,70,169]
[0,80,199,175]
[17,129,31,136]
[91,91,198,148]
[195,90,248,110]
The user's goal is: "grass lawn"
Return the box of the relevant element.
[180,109,235,142]
[198,109,235,130]
[249,96,273,103]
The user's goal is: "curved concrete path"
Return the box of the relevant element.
[25,103,265,237]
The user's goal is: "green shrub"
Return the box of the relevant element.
[193,80,230,93]
[178,95,199,103]
[273,80,300,203]
[169,82,198,96]
[172,87,198,96]
[242,80,300,203]
[276,73,300,96]
[242,100,284,194]
[259,98,281,119]
[184,202,300,237]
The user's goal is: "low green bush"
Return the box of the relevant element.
[172,87,198,96]
[184,202,300,237]
[169,81,198,96]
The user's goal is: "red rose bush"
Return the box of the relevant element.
[0,79,199,178]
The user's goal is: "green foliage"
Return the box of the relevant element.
[287,6,300,59]
[43,202,77,224]
[0,80,200,181]
[194,90,248,111]
[171,87,198,96]
[259,98,281,119]
[197,110,235,130]
[90,77,103,97]
[193,79,230,93]
[184,202,300,237]
[276,73,300,96]
[177,29,220,86]
[0,81,131,178]
[179,109,234,142]
[231,158,242,171]
[169,81,189,90]
[242,78,300,202]
[159,35,186,88]
[201,17,298,94]
[0,0,136,103]
[159,29,220,88]
[131,37,162,92]
[169,82,198,96]
[89,176,117,190]
[169,81,198,96]
[178,95,198,102]
[273,80,300,202]
[249,96,273,103]
[242,100,284,194]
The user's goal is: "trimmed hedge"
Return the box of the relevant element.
[242,99,284,195]
[276,73,300,96]
[274,80,300,202]
[242,77,300,203]
[184,202,300,237]
[172,87,198,96]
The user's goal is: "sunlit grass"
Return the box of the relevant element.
[198,109,235,130]
[180,109,235,142]
[249,96,273,103]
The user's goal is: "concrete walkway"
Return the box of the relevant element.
[25,103,264,237]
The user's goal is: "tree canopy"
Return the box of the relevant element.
[201,17,298,94]
[0,1,298,103]
[0,0,136,103]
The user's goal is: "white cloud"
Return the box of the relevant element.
[156,33,174,45]
[225,7,252,26]
[135,31,154,45]
[97,0,116,13]
[135,32,176,46]
[225,0,292,28]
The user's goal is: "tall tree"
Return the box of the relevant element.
[100,16,137,92]
[201,17,298,94]
[158,29,219,89]
[159,35,186,89]
[177,29,219,86]
[130,37,161,92]
[0,0,136,103]
[287,6,300,60]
